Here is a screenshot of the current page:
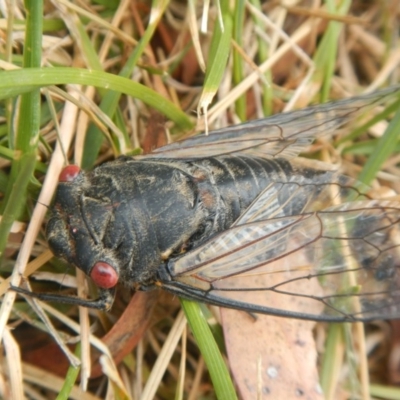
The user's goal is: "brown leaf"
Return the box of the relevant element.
[141,111,168,154]
[221,254,324,399]
[91,290,158,377]
[18,326,70,377]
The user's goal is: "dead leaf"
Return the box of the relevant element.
[91,290,158,377]
[221,253,324,399]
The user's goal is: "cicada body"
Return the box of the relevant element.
[13,85,400,322]
[47,155,341,291]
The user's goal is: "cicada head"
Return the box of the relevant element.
[46,164,162,291]
[46,165,124,290]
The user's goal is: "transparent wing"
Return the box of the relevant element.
[163,179,400,322]
[232,162,367,225]
[145,86,400,160]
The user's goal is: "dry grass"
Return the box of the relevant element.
[0,1,400,399]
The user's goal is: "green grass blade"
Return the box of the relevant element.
[313,0,351,101]
[0,1,43,258]
[0,68,193,131]
[56,343,81,400]
[370,384,400,400]
[249,0,273,116]
[181,299,238,400]
[319,323,343,398]
[336,97,400,145]
[0,153,37,255]
[357,106,400,185]
[198,1,233,117]
[232,0,246,121]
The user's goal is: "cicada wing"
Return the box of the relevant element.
[145,86,400,160]
[166,198,400,322]
[233,165,368,225]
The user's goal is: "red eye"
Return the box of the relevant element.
[90,262,119,289]
[59,165,81,182]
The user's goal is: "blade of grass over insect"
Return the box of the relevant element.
[232,0,246,121]
[181,299,238,400]
[313,0,351,101]
[198,0,232,125]
[0,1,42,259]
[82,0,171,168]
[357,106,400,186]
[248,0,273,116]
[56,343,81,400]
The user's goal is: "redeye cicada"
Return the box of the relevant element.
[12,85,400,323]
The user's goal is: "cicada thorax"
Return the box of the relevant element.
[47,159,198,287]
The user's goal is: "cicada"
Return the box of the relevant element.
[13,85,400,322]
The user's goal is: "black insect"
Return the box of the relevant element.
[13,86,400,322]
